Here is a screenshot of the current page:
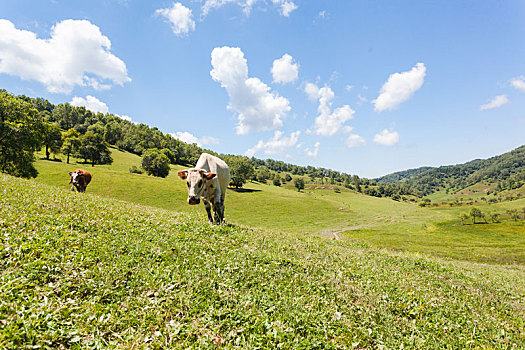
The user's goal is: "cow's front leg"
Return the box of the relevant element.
[212,201,222,224]
[202,198,213,223]
[212,188,224,224]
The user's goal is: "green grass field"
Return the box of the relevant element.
[32,149,525,265]
[1,173,524,348]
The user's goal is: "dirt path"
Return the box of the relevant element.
[322,216,400,241]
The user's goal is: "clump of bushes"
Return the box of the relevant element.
[129,166,143,174]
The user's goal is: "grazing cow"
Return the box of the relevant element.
[178,153,230,224]
[68,169,92,193]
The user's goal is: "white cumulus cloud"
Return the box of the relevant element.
[70,96,109,114]
[155,2,195,36]
[373,129,399,146]
[346,134,366,148]
[211,46,290,135]
[305,82,355,136]
[202,0,297,17]
[70,96,134,122]
[271,54,299,84]
[373,63,426,112]
[117,114,132,122]
[510,76,525,93]
[245,130,300,156]
[479,94,509,110]
[0,19,130,94]
[170,131,219,147]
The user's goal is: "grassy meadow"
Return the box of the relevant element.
[32,148,525,265]
[1,173,525,348]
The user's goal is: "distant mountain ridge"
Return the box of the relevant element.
[376,145,525,196]
[374,166,434,184]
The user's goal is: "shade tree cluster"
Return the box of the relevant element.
[459,207,525,225]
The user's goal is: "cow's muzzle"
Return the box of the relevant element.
[188,196,200,205]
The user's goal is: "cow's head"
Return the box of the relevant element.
[68,170,81,186]
[178,169,216,205]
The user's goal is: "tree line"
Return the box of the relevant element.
[1,89,419,200]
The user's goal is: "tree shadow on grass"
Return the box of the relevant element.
[40,157,62,162]
[228,187,261,193]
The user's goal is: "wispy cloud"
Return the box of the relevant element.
[510,76,525,93]
[201,0,297,17]
[480,94,509,110]
[305,142,320,157]
[170,131,219,147]
[346,134,366,148]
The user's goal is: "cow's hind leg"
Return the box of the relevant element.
[219,193,226,224]
[203,199,213,223]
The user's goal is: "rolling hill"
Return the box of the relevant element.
[376,145,525,196]
[30,147,525,265]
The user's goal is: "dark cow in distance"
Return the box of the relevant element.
[68,169,92,192]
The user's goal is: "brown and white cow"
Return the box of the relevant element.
[68,169,92,193]
[178,153,231,224]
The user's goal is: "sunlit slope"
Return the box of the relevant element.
[1,173,524,348]
[33,149,525,265]
[34,149,421,233]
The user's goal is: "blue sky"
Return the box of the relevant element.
[1,0,524,178]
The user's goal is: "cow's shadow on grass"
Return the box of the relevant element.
[228,187,261,193]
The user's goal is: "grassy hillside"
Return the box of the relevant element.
[376,145,525,196]
[374,166,433,184]
[1,173,525,348]
[33,149,525,265]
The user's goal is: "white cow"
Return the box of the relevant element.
[178,153,231,224]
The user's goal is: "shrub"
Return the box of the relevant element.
[293,178,305,192]
[142,148,170,178]
[129,166,143,174]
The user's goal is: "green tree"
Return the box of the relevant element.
[61,128,81,164]
[104,120,122,145]
[79,132,113,167]
[0,91,45,178]
[459,212,469,225]
[41,122,63,160]
[294,177,305,192]
[256,166,271,183]
[141,148,170,178]
[490,212,500,223]
[87,122,105,136]
[226,156,254,188]
[285,173,292,182]
[507,209,520,222]
[273,174,281,186]
[470,208,482,224]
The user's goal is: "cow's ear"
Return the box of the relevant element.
[68,171,72,175]
[177,170,188,180]
[204,172,217,180]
